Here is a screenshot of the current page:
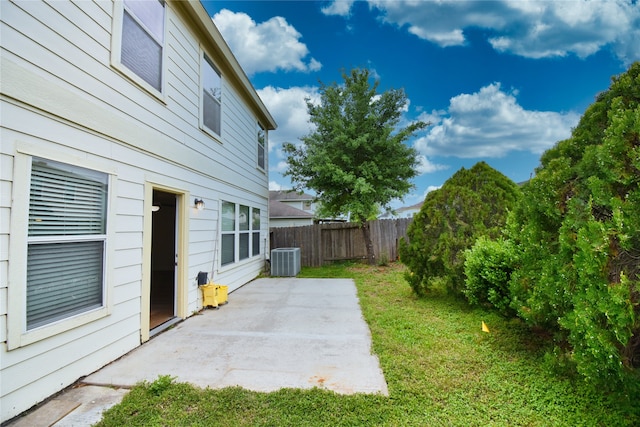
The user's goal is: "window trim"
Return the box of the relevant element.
[110,0,167,101]
[199,49,223,141]
[252,207,261,257]
[7,147,116,350]
[257,123,266,172]
[220,201,235,267]
[219,201,262,269]
[238,205,250,261]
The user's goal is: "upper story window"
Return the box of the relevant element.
[257,123,266,170]
[116,0,165,93]
[202,53,222,136]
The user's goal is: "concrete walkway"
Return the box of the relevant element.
[8,278,387,426]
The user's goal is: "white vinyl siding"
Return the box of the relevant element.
[1,0,273,422]
[27,159,108,330]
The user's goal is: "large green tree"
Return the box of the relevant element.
[400,162,521,296]
[508,62,640,387]
[283,68,427,264]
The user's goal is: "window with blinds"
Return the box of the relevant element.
[121,0,165,92]
[27,159,108,330]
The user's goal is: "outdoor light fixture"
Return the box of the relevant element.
[195,198,205,210]
[151,205,160,212]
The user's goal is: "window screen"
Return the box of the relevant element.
[221,201,235,266]
[220,202,261,266]
[27,159,108,330]
[121,0,164,91]
[239,205,250,260]
[257,124,266,169]
[203,55,222,135]
[252,208,260,256]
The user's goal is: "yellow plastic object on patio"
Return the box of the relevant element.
[216,285,229,305]
[201,283,218,308]
[201,283,228,308]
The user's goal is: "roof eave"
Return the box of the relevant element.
[179,1,277,131]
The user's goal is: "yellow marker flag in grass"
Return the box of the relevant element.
[482,321,490,333]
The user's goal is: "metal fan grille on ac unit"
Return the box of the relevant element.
[270,247,301,276]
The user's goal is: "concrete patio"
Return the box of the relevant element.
[8,277,388,426]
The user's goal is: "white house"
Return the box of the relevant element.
[379,201,424,219]
[269,190,315,228]
[0,0,276,422]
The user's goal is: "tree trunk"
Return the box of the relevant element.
[361,221,376,265]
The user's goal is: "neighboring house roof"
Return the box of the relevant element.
[379,201,424,219]
[398,201,424,213]
[269,190,315,202]
[269,199,314,219]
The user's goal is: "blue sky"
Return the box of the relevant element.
[201,0,640,209]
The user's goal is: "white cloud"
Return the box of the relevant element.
[417,109,446,126]
[269,181,282,191]
[274,160,289,173]
[257,86,320,151]
[486,1,635,60]
[269,181,292,191]
[212,10,321,75]
[409,27,465,47]
[415,83,580,159]
[365,0,640,63]
[308,58,323,72]
[415,155,449,175]
[367,0,510,46]
[256,86,322,185]
[424,185,442,196]
[321,0,355,17]
[403,185,442,207]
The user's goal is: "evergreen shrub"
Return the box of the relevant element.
[508,62,640,388]
[400,162,521,296]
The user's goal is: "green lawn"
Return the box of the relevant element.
[96,263,638,426]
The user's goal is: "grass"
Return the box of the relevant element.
[96,263,639,426]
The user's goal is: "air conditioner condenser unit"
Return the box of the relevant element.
[270,247,301,276]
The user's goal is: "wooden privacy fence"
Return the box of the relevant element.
[269,218,413,267]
